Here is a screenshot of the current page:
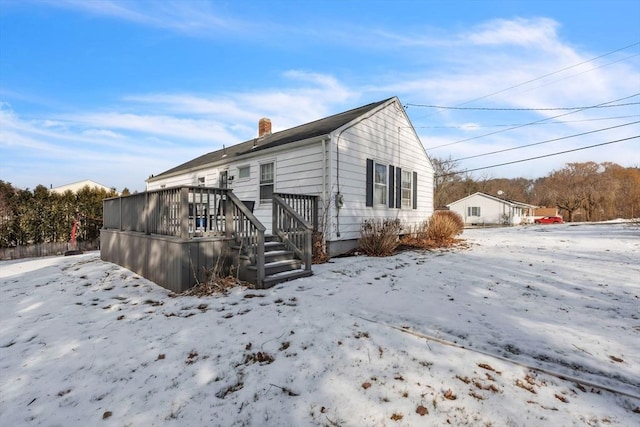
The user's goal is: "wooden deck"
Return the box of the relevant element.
[101,186,317,291]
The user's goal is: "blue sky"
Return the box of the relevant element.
[1,0,639,192]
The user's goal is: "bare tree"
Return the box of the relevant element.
[431,156,463,208]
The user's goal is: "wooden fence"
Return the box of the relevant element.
[0,239,100,261]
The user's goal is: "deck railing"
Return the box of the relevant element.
[103,186,237,238]
[225,191,266,286]
[104,186,266,285]
[275,192,318,232]
[103,187,320,288]
[272,193,315,272]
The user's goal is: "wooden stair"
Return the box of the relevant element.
[240,235,312,288]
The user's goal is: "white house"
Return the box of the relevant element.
[447,192,537,226]
[147,97,435,256]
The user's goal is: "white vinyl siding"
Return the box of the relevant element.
[448,193,533,225]
[228,144,326,232]
[326,99,434,241]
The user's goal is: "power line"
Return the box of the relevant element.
[409,41,640,112]
[414,114,640,129]
[513,52,640,97]
[405,102,640,111]
[452,120,640,161]
[426,93,640,150]
[435,135,639,177]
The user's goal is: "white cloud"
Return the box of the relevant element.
[66,112,235,143]
[466,17,562,48]
[122,70,356,134]
[41,0,243,36]
[2,15,638,190]
[82,129,125,139]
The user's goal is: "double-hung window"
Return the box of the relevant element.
[366,158,417,209]
[401,170,412,208]
[260,162,274,201]
[374,162,387,205]
[468,206,481,216]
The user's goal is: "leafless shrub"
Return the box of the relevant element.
[427,211,464,243]
[312,232,329,264]
[401,211,464,249]
[358,218,402,256]
[181,250,252,297]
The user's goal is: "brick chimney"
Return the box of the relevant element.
[258,117,272,137]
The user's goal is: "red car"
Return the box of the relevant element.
[535,216,563,224]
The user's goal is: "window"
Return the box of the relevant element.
[367,159,417,209]
[401,170,412,208]
[374,162,387,205]
[197,177,205,187]
[260,162,274,201]
[468,206,481,216]
[238,165,250,180]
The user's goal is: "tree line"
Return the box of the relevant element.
[433,161,640,222]
[0,181,119,248]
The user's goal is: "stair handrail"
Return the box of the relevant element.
[225,191,266,287]
[272,194,313,272]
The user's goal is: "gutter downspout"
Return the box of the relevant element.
[322,138,327,215]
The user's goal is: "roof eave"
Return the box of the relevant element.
[147,134,330,183]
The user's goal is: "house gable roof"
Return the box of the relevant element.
[447,192,537,208]
[149,97,394,181]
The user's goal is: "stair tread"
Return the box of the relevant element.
[263,269,313,285]
[266,259,300,266]
[247,259,301,271]
[265,250,293,256]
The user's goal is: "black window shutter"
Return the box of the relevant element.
[388,165,395,208]
[366,159,373,207]
[412,171,418,209]
[395,167,402,209]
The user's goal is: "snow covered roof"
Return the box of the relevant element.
[49,179,115,194]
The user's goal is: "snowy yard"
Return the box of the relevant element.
[1,222,639,426]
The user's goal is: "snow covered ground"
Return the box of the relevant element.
[1,222,639,426]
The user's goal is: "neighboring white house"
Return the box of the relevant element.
[50,180,115,195]
[447,192,537,226]
[147,97,435,256]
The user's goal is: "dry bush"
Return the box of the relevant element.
[358,218,402,256]
[180,275,249,297]
[312,232,329,264]
[427,211,464,239]
[180,252,251,296]
[401,211,464,249]
[427,210,464,243]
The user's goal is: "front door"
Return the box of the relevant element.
[219,170,228,189]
